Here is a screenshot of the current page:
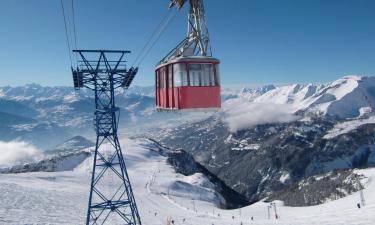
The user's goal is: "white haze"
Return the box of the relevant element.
[0,140,43,168]
[222,97,300,132]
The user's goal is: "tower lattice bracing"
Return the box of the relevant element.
[71,50,141,225]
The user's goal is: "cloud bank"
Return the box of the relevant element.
[222,97,300,132]
[0,140,43,168]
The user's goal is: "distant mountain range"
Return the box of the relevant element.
[0,84,157,149]
[0,84,212,149]
[2,76,375,149]
[248,76,375,119]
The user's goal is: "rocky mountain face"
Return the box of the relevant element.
[155,76,375,206]
[267,169,363,206]
[142,138,249,208]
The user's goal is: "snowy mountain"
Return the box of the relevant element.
[1,76,375,224]
[253,76,375,119]
[0,83,215,149]
[0,84,180,149]
[154,75,375,207]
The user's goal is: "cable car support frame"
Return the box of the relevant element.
[71,50,141,225]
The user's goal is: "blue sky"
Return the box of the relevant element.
[0,0,374,87]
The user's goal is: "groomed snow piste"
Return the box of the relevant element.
[0,138,374,225]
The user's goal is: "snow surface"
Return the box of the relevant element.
[252,76,375,119]
[0,138,374,224]
[221,76,375,134]
[324,116,375,139]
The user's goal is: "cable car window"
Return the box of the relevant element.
[160,67,165,89]
[210,67,215,86]
[173,63,187,87]
[156,70,160,89]
[202,66,210,86]
[159,69,163,89]
[215,64,220,86]
[201,64,215,86]
[191,71,201,86]
[188,64,202,86]
[168,65,173,88]
[163,67,167,89]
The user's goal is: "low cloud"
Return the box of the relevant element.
[222,98,300,133]
[0,140,43,168]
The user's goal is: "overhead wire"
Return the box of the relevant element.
[131,10,172,66]
[62,0,176,69]
[71,0,79,65]
[132,9,179,67]
[60,0,73,67]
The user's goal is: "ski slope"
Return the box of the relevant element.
[0,138,374,225]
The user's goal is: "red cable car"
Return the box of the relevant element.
[156,56,220,110]
[156,0,221,111]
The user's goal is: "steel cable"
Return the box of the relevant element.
[132,9,178,67]
[71,0,79,65]
[60,0,73,67]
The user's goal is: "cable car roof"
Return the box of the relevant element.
[156,56,220,69]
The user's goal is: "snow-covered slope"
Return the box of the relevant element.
[0,138,374,225]
[254,76,375,119]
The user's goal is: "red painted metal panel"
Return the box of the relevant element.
[157,87,220,110]
[162,89,166,108]
[176,86,221,109]
[155,71,159,107]
[174,88,179,109]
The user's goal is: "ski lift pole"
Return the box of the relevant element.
[271,202,278,219]
[356,175,366,207]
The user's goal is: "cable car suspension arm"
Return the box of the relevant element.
[160,0,212,64]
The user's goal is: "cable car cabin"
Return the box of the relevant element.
[155,57,221,111]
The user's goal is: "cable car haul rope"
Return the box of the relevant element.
[60,0,78,68]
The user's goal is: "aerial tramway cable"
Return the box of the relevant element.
[60,0,79,68]
[60,0,73,67]
[71,0,78,64]
[132,9,178,67]
[132,10,172,66]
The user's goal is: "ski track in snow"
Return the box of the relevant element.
[0,138,374,225]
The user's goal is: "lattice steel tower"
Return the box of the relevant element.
[71,50,141,225]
